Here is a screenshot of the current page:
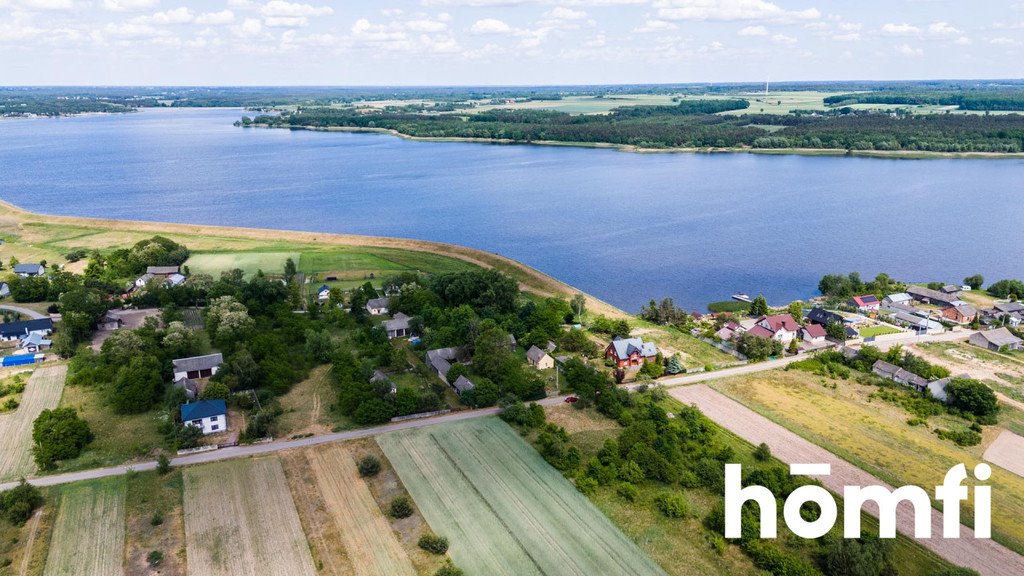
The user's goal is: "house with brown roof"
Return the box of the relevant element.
[749,314,800,343]
[526,345,555,370]
[941,304,978,325]
[800,323,827,344]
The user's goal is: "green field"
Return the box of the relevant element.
[378,417,666,576]
[185,251,301,278]
[43,476,127,576]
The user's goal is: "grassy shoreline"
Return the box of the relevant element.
[249,123,1024,160]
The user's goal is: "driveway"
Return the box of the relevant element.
[0,305,47,320]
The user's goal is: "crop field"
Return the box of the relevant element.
[182,457,316,576]
[0,365,67,481]
[378,417,666,576]
[43,477,127,576]
[308,446,416,576]
[710,368,1024,555]
[184,251,300,278]
[300,247,474,276]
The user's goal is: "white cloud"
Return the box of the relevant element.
[954,36,971,45]
[881,23,921,36]
[831,32,859,42]
[264,16,307,27]
[195,10,235,25]
[894,43,923,56]
[102,0,159,11]
[544,7,587,20]
[737,25,767,36]
[404,18,449,32]
[653,0,820,22]
[990,37,1019,46]
[236,17,263,37]
[928,21,960,36]
[470,18,512,35]
[15,0,75,9]
[144,7,194,25]
[771,33,796,44]
[260,1,333,17]
[104,21,161,37]
[634,19,678,33]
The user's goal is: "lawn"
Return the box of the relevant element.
[858,325,902,338]
[0,365,66,482]
[184,251,300,278]
[182,457,316,576]
[630,321,736,369]
[710,368,1024,555]
[378,417,666,576]
[43,476,127,576]
[277,365,341,437]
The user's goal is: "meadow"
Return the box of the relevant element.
[709,368,1024,555]
[0,366,66,482]
[378,417,667,576]
[182,457,317,576]
[43,476,127,576]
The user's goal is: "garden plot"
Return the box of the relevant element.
[0,365,67,481]
[43,477,126,576]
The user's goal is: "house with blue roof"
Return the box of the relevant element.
[180,399,228,435]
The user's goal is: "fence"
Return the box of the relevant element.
[391,409,452,423]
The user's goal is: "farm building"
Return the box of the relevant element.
[526,345,555,369]
[172,353,224,381]
[383,313,412,339]
[0,318,54,342]
[147,265,180,276]
[872,360,930,393]
[969,328,1023,352]
[942,304,978,325]
[165,273,187,287]
[452,375,475,394]
[134,273,155,288]
[366,297,390,315]
[180,400,228,435]
[174,376,199,401]
[604,337,657,368]
[98,310,124,331]
[848,295,881,311]
[1,353,44,367]
[892,312,943,332]
[13,263,45,277]
[882,293,912,307]
[906,286,961,307]
[426,347,460,381]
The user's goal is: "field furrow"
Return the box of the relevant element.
[43,476,126,576]
[308,446,416,576]
[0,365,67,481]
[183,457,317,576]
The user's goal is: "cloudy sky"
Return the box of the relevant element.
[1,0,1022,85]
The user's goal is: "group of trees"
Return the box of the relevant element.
[818,272,902,300]
[987,279,1024,300]
[824,90,1024,111]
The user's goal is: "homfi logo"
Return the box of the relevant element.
[724,463,991,539]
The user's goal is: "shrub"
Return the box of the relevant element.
[147,551,163,567]
[434,560,465,576]
[150,512,164,526]
[389,495,414,519]
[654,493,690,518]
[156,454,171,475]
[357,455,381,478]
[32,407,92,470]
[576,475,598,495]
[0,481,44,525]
[418,533,450,554]
[935,428,982,446]
[753,442,771,462]
[616,482,639,502]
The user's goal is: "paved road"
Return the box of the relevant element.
[670,384,1024,576]
[0,305,47,320]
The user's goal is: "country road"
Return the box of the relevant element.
[0,305,47,320]
[670,384,1024,576]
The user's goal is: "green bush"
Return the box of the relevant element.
[156,454,171,475]
[434,560,465,576]
[0,481,44,525]
[389,495,414,519]
[357,455,381,478]
[616,482,639,502]
[150,512,164,526]
[753,442,771,462]
[31,407,92,470]
[147,550,163,567]
[418,533,450,554]
[935,428,982,446]
[576,475,598,495]
[654,492,690,518]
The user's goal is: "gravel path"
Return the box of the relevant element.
[669,384,1024,576]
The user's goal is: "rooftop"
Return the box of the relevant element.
[180,399,226,421]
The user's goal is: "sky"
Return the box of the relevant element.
[1,0,1023,85]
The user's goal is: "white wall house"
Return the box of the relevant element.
[366,297,390,315]
[180,400,228,435]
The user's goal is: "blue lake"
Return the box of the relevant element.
[1,107,1022,312]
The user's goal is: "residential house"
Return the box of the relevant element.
[147,266,180,276]
[848,295,881,312]
[317,285,331,302]
[173,376,199,401]
[806,307,844,327]
[0,282,9,298]
[800,324,827,344]
[452,375,475,394]
[604,337,658,368]
[872,360,930,393]
[885,302,928,317]
[13,263,45,277]
[893,312,943,332]
[366,297,390,315]
[0,318,54,342]
[882,293,912,308]
[749,314,800,343]
[370,370,397,394]
[942,304,978,325]
[986,302,1024,327]
[165,273,187,288]
[526,345,555,370]
[20,331,52,353]
[969,328,1023,352]
[180,399,228,435]
[134,273,155,288]
[98,310,124,331]
[172,353,224,381]
[383,313,412,339]
[426,347,460,382]
[906,286,961,307]
[715,326,737,341]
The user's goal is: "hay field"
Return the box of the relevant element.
[182,457,316,576]
[0,366,67,481]
[308,446,416,576]
[378,418,666,576]
[184,251,300,278]
[43,477,126,576]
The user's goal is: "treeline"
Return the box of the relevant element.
[825,90,1024,111]
[611,99,750,117]
[249,106,1024,153]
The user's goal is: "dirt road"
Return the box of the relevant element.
[669,384,1024,576]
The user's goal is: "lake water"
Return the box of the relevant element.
[1,107,1022,312]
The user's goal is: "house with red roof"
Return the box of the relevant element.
[800,323,827,344]
[848,294,881,312]
[749,314,801,343]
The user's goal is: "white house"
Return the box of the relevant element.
[366,297,390,315]
[748,314,800,343]
[800,324,827,344]
[134,273,155,288]
[180,400,228,435]
[317,285,331,302]
[882,293,912,308]
[172,353,224,381]
[526,345,555,369]
[20,331,52,353]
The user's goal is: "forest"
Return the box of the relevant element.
[824,90,1024,111]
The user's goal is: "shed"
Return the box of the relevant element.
[452,375,475,394]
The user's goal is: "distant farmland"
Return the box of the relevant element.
[0,366,67,481]
[183,457,317,576]
[43,476,127,576]
[378,418,667,576]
